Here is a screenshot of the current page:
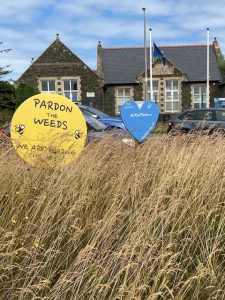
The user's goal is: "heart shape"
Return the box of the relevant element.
[121,100,159,142]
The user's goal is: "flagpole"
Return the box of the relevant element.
[149,28,153,100]
[142,7,147,102]
[206,28,210,108]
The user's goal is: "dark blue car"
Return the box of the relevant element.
[167,108,225,134]
[78,105,126,130]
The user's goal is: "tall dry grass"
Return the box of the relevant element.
[0,134,225,300]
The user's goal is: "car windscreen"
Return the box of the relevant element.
[81,106,109,118]
[177,111,189,120]
[83,114,107,131]
[186,110,213,121]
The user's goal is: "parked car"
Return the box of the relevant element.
[82,112,133,145]
[167,108,225,134]
[78,105,126,130]
[0,114,133,146]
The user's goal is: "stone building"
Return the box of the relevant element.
[17,35,224,116]
[98,38,224,116]
[16,34,104,109]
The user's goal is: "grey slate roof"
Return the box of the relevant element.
[102,45,222,84]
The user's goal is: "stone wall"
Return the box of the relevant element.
[17,37,224,116]
[181,83,192,110]
[103,84,141,116]
[104,81,222,115]
[17,38,104,109]
[103,85,116,116]
[210,82,224,106]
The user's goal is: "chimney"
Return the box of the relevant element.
[213,37,222,58]
[97,41,104,79]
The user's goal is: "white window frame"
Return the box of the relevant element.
[63,79,78,103]
[165,80,180,112]
[116,87,133,114]
[193,85,207,108]
[40,80,56,93]
[147,80,159,102]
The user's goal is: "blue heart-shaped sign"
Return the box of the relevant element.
[121,100,159,142]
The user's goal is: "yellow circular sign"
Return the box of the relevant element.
[10,94,87,168]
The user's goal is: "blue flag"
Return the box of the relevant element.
[153,42,166,65]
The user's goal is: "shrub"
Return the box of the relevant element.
[15,82,39,107]
[0,80,15,110]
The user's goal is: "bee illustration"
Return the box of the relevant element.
[75,130,83,139]
[15,124,25,135]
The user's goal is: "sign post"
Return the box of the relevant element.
[121,100,159,143]
[10,94,87,168]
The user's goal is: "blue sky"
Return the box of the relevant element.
[1,0,225,81]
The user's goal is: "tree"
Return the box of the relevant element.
[0,42,15,125]
[0,42,12,78]
[0,42,14,114]
[217,54,225,80]
[0,81,15,110]
[15,83,39,107]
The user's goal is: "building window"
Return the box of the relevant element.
[193,85,206,108]
[165,80,180,112]
[116,88,132,114]
[63,80,78,102]
[41,80,55,93]
[147,81,159,102]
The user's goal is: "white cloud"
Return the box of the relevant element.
[55,0,173,17]
[0,0,55,22]
[0,0,225,81]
